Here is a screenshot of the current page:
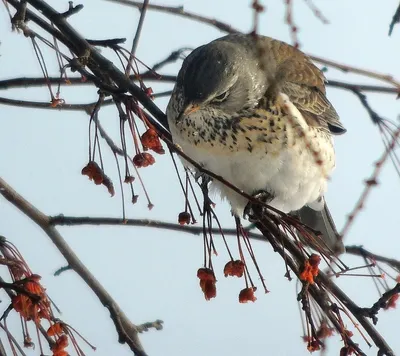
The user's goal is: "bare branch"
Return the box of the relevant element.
[254,213,394,356]
[49,214,266,240]
[0,177,149,356]
[106,0,400,90]
[356,284,400,325]
[106,0,240,34]
[310,55,400,89]
[346,246,400,271]
[340,125,400,238]
[126,0,149,76]
[6,0,169,128]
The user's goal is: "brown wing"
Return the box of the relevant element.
[262,37,346,135]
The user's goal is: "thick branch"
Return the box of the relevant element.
[0,177,148,356]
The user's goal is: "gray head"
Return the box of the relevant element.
[167,35,269,120]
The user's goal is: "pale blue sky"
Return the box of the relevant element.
[1,1,400,355]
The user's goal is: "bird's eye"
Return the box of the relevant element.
[212,91,229,103]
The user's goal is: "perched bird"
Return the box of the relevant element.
[166,34,346,253]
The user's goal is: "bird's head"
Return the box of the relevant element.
[167,37,268,122]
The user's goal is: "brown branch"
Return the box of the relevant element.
[0,75,176,91]
[0,91,172,111]
[326,80,399,95]
[310,55,400,89]
[0,96,109,111]
[106,0,400,91]
[0,177,149,356]
[2,76,399,96]
[125,0,149,76]
[106,0,240,34]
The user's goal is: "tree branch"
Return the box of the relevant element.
[105,0,240,34]
[345,246,400,270]
[6,0,169,129]
[106,0,400,90]
[49,214,265,240]
[0,177,149,356]
[254,214,394,356]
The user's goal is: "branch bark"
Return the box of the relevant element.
[0,177,148,356]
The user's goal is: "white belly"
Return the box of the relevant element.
[171,128,333,216]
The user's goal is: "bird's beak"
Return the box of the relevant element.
[177,103,200,122]
[183,103,200,116]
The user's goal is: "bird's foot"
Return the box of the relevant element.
[244,190,273,222]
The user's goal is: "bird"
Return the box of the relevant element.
[166,33,346,254]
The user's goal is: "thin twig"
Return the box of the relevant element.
[106,0,240,34]
[345,246,400,271]
[49,214,265,239]
[351,89,385,124]
[340,125,400,238]
[310,55,400,89]
[106,0,400,90]
[7,0,169,129]
[125,0,149,76]
[2,76,399,95]
[50,216,400,273]
[0,75,176,91]
[0,91,171,111]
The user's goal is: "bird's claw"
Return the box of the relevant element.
[243,190,273,222]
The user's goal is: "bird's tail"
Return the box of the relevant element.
[296,202,345,255]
